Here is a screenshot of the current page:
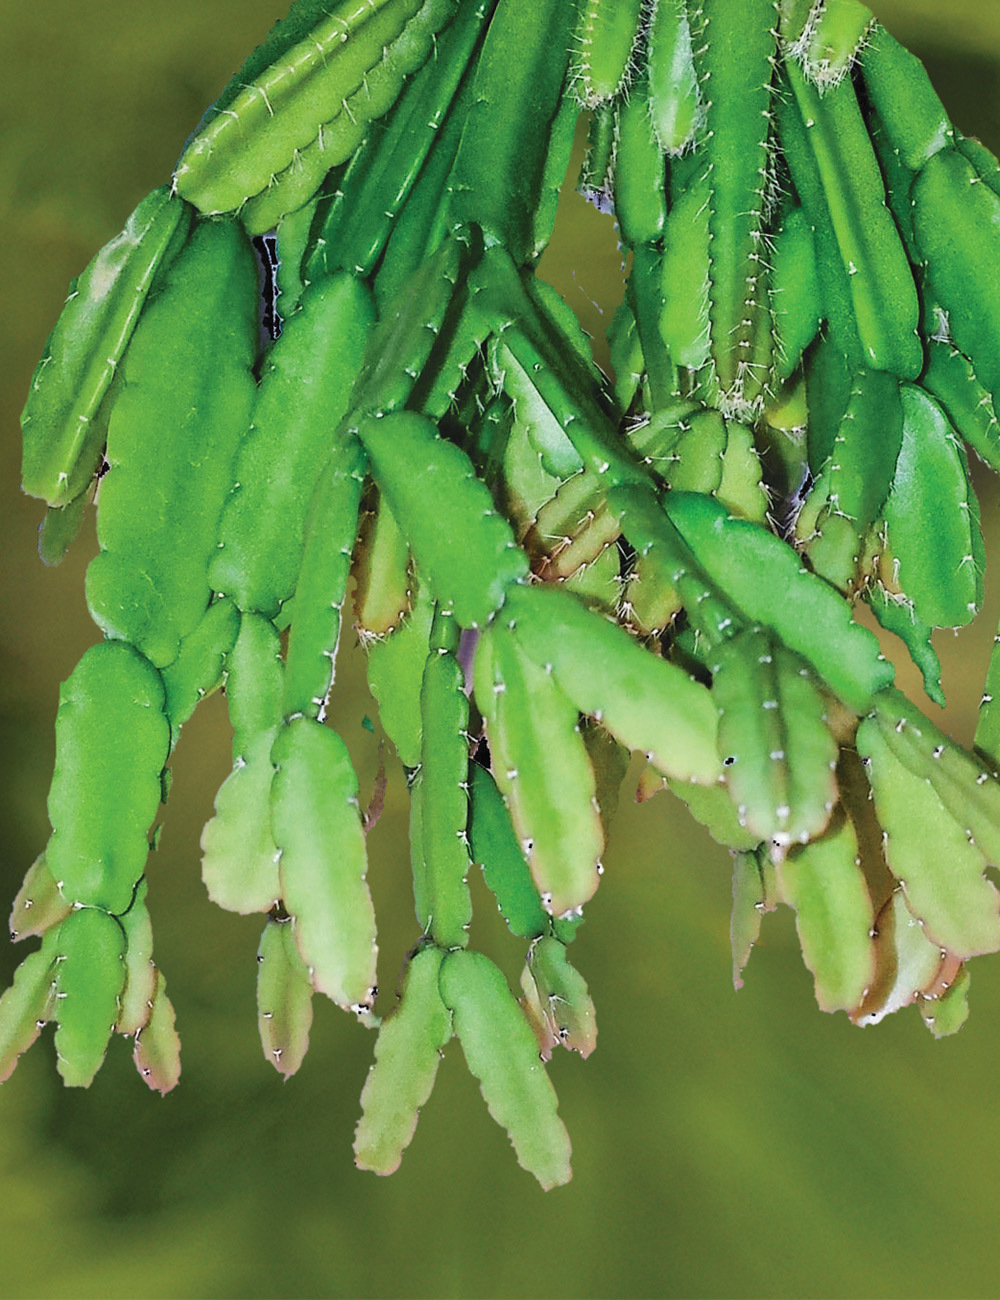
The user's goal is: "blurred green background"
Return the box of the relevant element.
[3,4,1000,1297]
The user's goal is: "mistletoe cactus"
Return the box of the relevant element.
[6,0,1000,1188]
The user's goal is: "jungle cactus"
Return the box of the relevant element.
[5,0,1000,1188]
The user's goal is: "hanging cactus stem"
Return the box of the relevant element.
[7,0,1000,1186]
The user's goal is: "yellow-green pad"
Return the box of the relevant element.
[570,0,643,107]
[161,598,241,740]
[920,966,970,1039]
[871,689,1000,871]
[648,0,703,155]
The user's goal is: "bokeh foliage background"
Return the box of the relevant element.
[3,3,1000,1297]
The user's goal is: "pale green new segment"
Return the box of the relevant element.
[711,629,838,847]
[0,929,60,1084]
[771,204,822,383]
[669,779,762,854]
[730,850,768,990]
[354,945,453,1176]
[659,169,712,370]
[777,814,875,1015]
[857,717,1000,959]
[257,917,314,1079]
[612,74,667,249]
[366,582,435,769]
[871,690,1000,869]
[161,598,241,741]
[271,719,378,1011]
[439,949,572,1190]
[354,495,411,637]
[530,76,582,261]
[133,970,181,1095]
[201,614,283,915]
[38,488,90,568]
[201,727,283,915]
[798,0,872,88]
[522,936,596,1059]
[115,881,157,1036]
[8,853,70,944]
[223,613,284,758]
